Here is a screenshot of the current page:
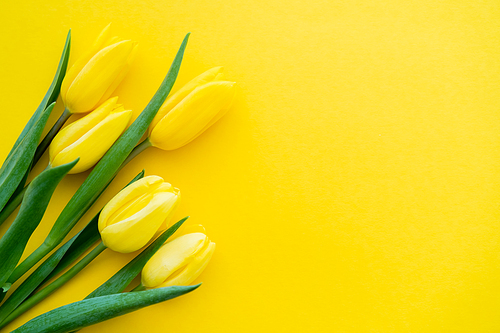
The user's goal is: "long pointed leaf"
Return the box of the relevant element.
[0,161,32,228]
[2,30,70,162]
[0,102,56,213]
[13,285,200,333]
[0,158,78,288]
[10,168,29,203]
[0,30,70,226]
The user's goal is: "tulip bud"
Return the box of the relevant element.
[141,232,215,288]
[148,67,236,151]
[61,24,138,114]
[98,175,180,253]
[49,97,132,174]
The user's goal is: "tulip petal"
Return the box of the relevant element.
[100,192,179,253]
[96,43,139,106]
[65,40,135,114]
[98,176,180,254]
[61,24,112,103]
[103,36,123,47]
[149,81,235,150]
[107,183,175,226]
[98,176,164,231]
[49,97,118,161]
[158,241,215,288]
[188,82,236,143]
[149,67,224,132]
[214,72,225,81]
[141,233,208,288]
[51,110,133,174]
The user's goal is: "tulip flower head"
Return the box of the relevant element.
[49,97,132,174]
[61,24,138,114]
[98,175,180,253]
[148,67,236,151]
[141,232,215,288]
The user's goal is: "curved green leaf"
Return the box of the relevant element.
[0,158,78,288]
[0,102,56,214]
[2,30,70,162]
[13,285,200,333]
[0,31,71,226]
[0,31,71,216]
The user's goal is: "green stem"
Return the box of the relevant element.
[6,139,152,286]
[32,108,71,167]
[8,244,51,284]
[131,283,146,292]
[0,242,106,329]
[120,138,152,170]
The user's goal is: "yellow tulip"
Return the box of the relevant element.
[141,232,215,288]
[98,175,180,253]
[49,97,132,174]
[148,67,236,151]
[61,24,138,114]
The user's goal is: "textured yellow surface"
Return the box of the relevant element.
[1,0,500,332]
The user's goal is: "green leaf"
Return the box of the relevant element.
[0,31,70,216]
[9,33,191,285]
[12,285,200,333]
[0,162,32,228]
[2,30,70,162]
[0,171,145,326]
[0,102,56,214]
[11,166,30,201]
[87,217,187,299]
[0,158,78,288]
[0,166,31,229]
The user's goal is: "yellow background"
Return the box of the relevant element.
[1,0,500,332]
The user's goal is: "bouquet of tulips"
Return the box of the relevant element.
[0,25,234,332]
